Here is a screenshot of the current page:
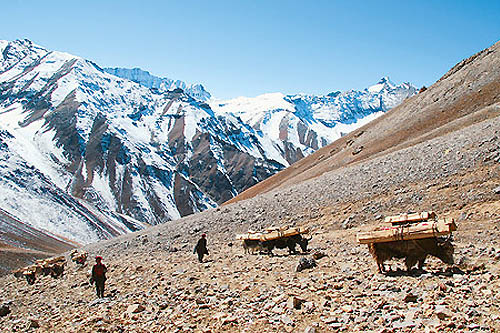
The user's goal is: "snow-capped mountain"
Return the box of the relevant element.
[0,39,416,244]
[104,67,211,102]
[211,77,416,163]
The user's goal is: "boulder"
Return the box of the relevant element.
[304,326,316,333]
[403,293,418,303]
[311,250,327,260]
[287,296,303,310]
[392,320,416,329]
[435,305,452,320]
[303,301,316,313]
[281,315,294,326]
[494,186,500,194]
[127,304,145,315]
[27,318,40,329]
[0,304,10,317]
[296,258,317,272]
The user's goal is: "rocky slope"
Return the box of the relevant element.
[0,123,499,332]
[0,40,499,332]
[226,40,500,204]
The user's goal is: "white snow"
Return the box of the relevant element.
[0,38,417,244]
[212,92,295,125]
[0,104,71,189]
[367,76,396,93]
[151,179,181,220]
[90,171,117,211]
[0,40,8,54]
[0,180,99,244]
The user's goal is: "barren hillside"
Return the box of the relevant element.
[0,208,77,276]
[0,40,499,332]
[226,40,500,204]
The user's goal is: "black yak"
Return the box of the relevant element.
[261,234,311,256]
[368,237,454,273]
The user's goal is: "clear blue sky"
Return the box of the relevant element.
[2,0,499,99]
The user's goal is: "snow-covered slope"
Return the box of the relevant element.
[0,39,284,243]
[0,39,416,244]
[211,77,416,163]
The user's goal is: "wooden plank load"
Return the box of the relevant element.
[236,231,262,241]
[15,256,65,274]
[357,212,457,244]
[36,255,65,266]
[236,226,309,241]
[384,211,437,224]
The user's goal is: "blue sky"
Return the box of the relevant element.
[2,0,499,99]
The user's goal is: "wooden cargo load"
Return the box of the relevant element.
[357,218,457,244]
[235,231,262,241]
[260,227,309,241]
[384,211,437,224]
[236,226,309,241]
[36,255,65,265]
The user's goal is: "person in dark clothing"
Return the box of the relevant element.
[90,256,107,298]
[194,234,209,262]
[25,271,36,285]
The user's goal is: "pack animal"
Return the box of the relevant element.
[71,251,88,265]
[261,234,311,256]
[48,263,65,278]
[368,237,454,273]
[242,239,262,254]
[24,271,36,285]
[13,257,66,285]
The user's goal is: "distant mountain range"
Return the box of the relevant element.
[104,67,212,102]
[0,39,416,244]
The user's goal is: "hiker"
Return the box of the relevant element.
[90,256,107,298]
[24,271,36,285]
[194,234,209,262]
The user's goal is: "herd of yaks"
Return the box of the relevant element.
[12,250,88,285]
[11,212,458,284]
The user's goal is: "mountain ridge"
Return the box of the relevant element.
[0,38,415,249]
[104,67,212,102]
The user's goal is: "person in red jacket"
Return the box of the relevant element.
[90,256,107,298]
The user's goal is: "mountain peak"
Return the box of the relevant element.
[378,76,391,83]
[367,76,396,93]
[0,38,416,247]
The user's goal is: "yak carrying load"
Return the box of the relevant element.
[13,255,66,285]
[357,212,457,273]
[236,226,311,256]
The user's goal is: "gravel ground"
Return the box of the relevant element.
[1,108,499,332]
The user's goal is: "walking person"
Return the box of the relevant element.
[90,256,107,298]
[194,234,209,262]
